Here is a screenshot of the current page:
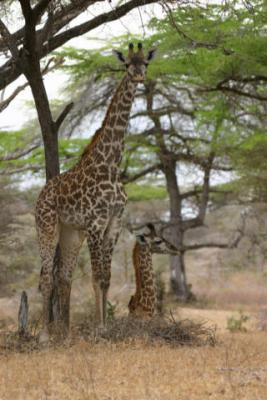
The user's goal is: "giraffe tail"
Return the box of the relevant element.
[38,243,61,291]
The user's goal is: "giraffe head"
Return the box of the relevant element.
[113,42,156,82]
[136,223,179,255]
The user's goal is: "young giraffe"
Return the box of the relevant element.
[35,43,156,341]
[128,224,178,319]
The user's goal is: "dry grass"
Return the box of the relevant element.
[1,331,267,400]
[0,314,216,354]
[1,309,267,399]
[75,315,216,347]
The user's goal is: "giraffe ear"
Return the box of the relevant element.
[136,235,147,245]
[146,48,157,63]
[112,50,126,64]
[146,223,157,238]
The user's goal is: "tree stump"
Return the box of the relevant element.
[18,291,28,337]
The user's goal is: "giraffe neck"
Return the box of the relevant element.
[133,242,153,296]
[81,75,137,168]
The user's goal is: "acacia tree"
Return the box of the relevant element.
[158,0,267,199]
[0,0,168,321]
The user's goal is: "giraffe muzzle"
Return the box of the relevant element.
[132,75,145,82]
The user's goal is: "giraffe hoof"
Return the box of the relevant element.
[39,329,50,344]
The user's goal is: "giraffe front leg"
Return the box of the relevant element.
[88,240,105,328]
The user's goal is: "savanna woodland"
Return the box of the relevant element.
[1,1,267,399]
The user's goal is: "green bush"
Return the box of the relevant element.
[227,310,250,333]
[126,184,167,202]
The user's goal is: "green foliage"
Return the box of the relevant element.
[0,129,26,152]
[0,129,88,174]
[1,0,266,201]
[230,132,267,200]
[126,183,167,202]
[227,310,250,333]
[149,1,267,84]
[106,300,117,322]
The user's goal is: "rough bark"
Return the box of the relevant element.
[162,158,190,299]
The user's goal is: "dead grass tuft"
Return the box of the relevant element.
[75,314,217,347]
[0,331,38,354]
[0,314,216,355]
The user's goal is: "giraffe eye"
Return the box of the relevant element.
[155,240,162,245]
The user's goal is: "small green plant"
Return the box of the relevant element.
[107,301,117,321]
[227,310,250,333]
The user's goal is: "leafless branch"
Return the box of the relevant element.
[122,163,162,184]
[0,82,28,112]
[0,164,43,175]
[0,56,64,112]
[0,141,41,161]
[0,19,19,58]
[55,102,74,131]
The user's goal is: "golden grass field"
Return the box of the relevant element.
[2,189,267,399]
[1,305,267,400]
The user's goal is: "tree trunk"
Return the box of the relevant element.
[169,251,189,300]
[162,158,190,300]
[23,63,60,180]
[22,54,61,322]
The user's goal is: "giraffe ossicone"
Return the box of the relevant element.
[128,223,178,319]
[35,43,156,341]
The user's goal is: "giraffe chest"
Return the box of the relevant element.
[57,177,127,229]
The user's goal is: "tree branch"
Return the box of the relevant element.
[0,82,28,112]
[199,83,267,102]
[122,163,162,184]
[0,0,159,90]
[0,164,43,175]
[0,19,19,58]
[162,1,234,55]
[0,141,41,161]
[0,56,64,113]
[55,102,74,131]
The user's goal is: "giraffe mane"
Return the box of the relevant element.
[80,77,126,160]
[80,127,102,158]
[132,241,142,298]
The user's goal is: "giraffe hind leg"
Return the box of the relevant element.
[37,224,59,342]
[58,225,85,334]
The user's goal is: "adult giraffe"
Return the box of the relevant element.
[35,43,156,341]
